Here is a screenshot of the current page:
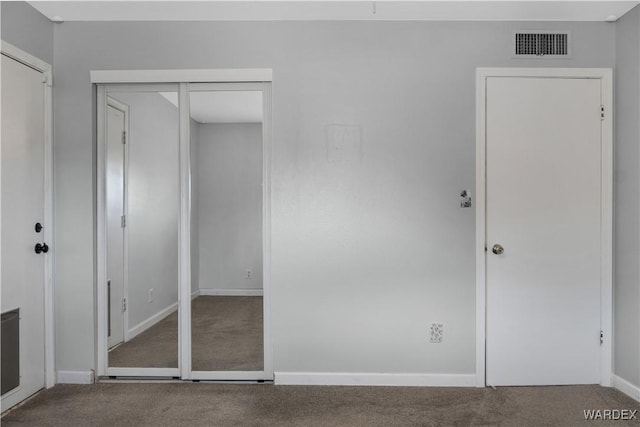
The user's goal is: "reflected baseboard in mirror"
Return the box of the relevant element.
[108,307,179,368]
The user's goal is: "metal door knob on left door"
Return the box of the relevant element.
[492,244,504,255]
[34,243,49,254]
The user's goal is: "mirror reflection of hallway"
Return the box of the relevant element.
[188,90,264,372]
[106,90,180,369]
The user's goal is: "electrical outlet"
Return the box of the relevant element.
[246,269,252,279]
[148,288,154,303]
[429,322,443,343]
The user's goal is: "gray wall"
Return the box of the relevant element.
[1,1,53,65]
[51,20,616,374]
[614,5,640,388]
[109,92,180,332]
[196,123,263,291]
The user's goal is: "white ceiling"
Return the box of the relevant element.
[160,91,263,123]
[29,1,640,22]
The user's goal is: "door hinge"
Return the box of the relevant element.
[600,105,605,120]
[122,298,127,312]
[121,215,126,228]
[600,330,603,345]
[122,130,127,144]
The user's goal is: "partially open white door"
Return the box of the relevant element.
[1,54,47,411]
[485,76,603,386]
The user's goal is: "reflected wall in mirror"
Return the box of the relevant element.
[188,90,264,371]
[106,91,180,368]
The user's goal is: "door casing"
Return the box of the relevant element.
[475,67,613,388]
[0,41,55,395]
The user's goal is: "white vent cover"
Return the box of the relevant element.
[514,31,571,58]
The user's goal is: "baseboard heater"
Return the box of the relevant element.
[1,308,20,395]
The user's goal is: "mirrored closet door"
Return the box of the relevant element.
[100,85,181,376]
[97,77,272,381]
[188,84,266,378]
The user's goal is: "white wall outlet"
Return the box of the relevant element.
[246,269,252,279]
[429,322,443,343]
[148,288,154,303]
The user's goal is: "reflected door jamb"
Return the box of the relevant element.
[106,96,129,350]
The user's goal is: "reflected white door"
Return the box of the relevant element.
[485,77,602,386]
[107,104,126,348]
[1,54,46,410]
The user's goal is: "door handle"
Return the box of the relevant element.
[492,244,504,255]
[35,243,49,254]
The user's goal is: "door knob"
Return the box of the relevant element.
[492,244,504,255]
[35,243,49,254]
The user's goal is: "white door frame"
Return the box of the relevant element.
[0,41,55,389]
[475,67,613,388]
[93,70,273,381]
[105,96,130,347]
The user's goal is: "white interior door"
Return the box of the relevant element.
[1,54,46,411]
[485,77,602,386]
[106,103,126,348]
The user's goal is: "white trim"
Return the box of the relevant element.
[190,371,269,381]
[90,69,272,84]
[262,82,274,382]
[1,41,52,85]
[613,375,640,402]
[127,302,178,341]
[0,41,55,389]
[178,82,192,380]
[275,372,476,387]
[475,67,613,388]
[475,68,487,388]
[198,289,264,297]
[105,367,179,378]
[56,371,94,384]
[96,85,108,376]
[191,289,201,300]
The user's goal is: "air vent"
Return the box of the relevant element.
[514,31,571,58]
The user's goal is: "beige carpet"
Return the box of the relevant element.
[2,383,638,426]
[109,296,263,370]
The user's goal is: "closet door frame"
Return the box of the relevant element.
[93,70,273,381]
[184,82,272,381]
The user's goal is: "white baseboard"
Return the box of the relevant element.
[127,302,177,341]
[199,288,263,297]
[192,289,201,300]
[613,375,640,402]
[275,372,476,387]
[56,370,94,384]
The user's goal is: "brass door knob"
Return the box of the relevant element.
[492,244,504,255]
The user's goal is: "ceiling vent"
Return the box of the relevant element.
[514,31,571,58]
